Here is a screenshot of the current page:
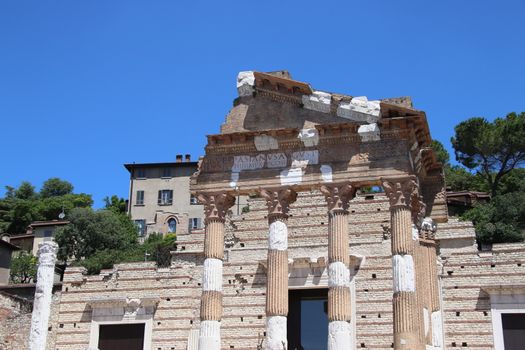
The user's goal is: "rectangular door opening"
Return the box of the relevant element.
[288,288,328,350]
[502,313,525,350]
[98,323,145,350]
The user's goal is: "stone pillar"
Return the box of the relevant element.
[197,193,235,350]
[421,217,443,349]
[260,188,297,350]
[29,241,58,350]
[382,177,422,350]
[321,183,355,350]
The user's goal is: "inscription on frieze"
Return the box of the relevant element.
[267,153,287,168]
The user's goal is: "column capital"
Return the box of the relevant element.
[197,192,236,223]
[320,182,355,213]
[260,187,297,218]
[411,196,426,226]
[381,176,419,209]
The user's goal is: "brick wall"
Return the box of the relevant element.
[52,191,525,350]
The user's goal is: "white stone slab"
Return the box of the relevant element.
[392,254,415,293]
[357,123,380,142]
[237,71,255,97]
[269,220,288,251]
[199,320,221,350]
[328,262,350,287]
[266,316,287,350]
[302,90,331,113]
[337,96,381,123]
[267,153,287,168]
[280,167,303,186]
[291,150,319,166]
[328,321,351,350]
[432,310,443,348]
[297,128,319,147]
[202,258,223,292]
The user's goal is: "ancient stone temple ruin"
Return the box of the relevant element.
[50,71,525,350]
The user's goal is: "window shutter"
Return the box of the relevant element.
[188,219,193,232]
[197,218,202,229]
[158,190,161,204]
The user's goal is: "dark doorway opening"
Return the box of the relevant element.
[288,288,328,350]
[502,313,525,350]
[98,323,145,350]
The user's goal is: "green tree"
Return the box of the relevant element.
[0,179,93,234]
[36,193,93,221]
[54,207,137,262]
[430,140,486,192]
[462,191,525,244]
[77,233,177,274]
[104,195,127,214]
[40,178,74,198]
[15,182,37,200]
[451,112,525,196]
[10,252,38,283]
[430,140,450,166]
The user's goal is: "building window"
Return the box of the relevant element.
[43,230,53,237]
[136,191,144,205]
[162,167,172,178]
[190,195,199,205]
[134,219,146,236]
[136,168,146,178]
[189,218,202,231]
[157,190,173,205]
[167,218,177,233]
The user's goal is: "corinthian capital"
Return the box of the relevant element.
[260,187,297,217]
[381,176,419,208]
[37,242,58,267]
[320,183,355,212]
[197,192,235,222]
[411,196,427,225]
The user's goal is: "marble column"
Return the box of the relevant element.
[197,193,235,350]
[321,183,355,350]
[382,177,422,350]
[29,241,59,350]
[260,188,297,350]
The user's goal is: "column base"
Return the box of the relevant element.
[266,316,287,350]
[198,320,220,350]
[328,321,351,350]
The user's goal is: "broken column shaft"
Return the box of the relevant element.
[29,241,58,350]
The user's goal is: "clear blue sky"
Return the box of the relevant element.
[1,1,524,208]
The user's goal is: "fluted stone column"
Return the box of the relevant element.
[197,193,235,350]
[29,241,58,350]
[382,177,422,350]
[421,217,443,349]
[260,188,297,350]
[321,183,355,350]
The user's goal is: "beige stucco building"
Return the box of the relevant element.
[125,157,205,238]
[11,71,525,350]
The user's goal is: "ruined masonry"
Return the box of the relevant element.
[47,71,525,350]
